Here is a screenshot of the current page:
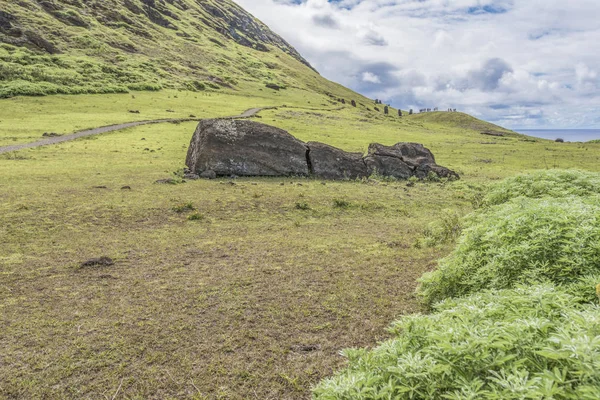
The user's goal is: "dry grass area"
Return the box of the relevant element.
[0,120,469,399]
[1,182,454,398]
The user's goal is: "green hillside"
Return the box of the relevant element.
[409,111,514,136]
[0,0,514,139]
[0,0,355,100]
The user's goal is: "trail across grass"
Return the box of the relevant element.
[0,107,270,154]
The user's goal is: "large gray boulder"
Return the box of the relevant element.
[186,119,309,177]
[364,155,413,179]
[185,120,459,181]
[307,142,368,180]
[368,143,436,167]
[367,142,458,180]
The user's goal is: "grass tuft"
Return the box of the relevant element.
[332,198,351,209]
[188,212,204,221]
[295,201,311,210]
[172,202,196,213]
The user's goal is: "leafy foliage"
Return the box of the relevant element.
[422,211,463,247]
[418,197,600,305]
[314,170,600,399]
[314,285,600,400]
[483,169,600,206]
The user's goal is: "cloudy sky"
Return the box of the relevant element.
[233,0,600,129]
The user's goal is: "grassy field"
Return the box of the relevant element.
[1,91,600,399]
[0,85,344,147]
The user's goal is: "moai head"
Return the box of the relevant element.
[351,100,357,107]
[384,106,389,114]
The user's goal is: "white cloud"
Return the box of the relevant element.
[362,72,381,83]
[234,0,600,128]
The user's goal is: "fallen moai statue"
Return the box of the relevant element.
[186,119,459,180]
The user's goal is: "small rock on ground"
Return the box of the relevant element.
[184,173,200,180]
[155,178,179,185]
[81,257,114,268]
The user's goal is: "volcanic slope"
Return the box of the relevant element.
[0,0,355,100]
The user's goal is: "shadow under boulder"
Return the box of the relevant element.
[186,119,458,181]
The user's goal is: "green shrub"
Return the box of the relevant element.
[0,80,62,98]
[484,169,600,206]
[188,212,204,221]
[315,170,600,399]
[295,201,311,210]
[127,82,161,91]
[313,284,600,400]
[332,198,351,209]
[422,211,463,247]
[418,197,600,305]
[184,80,206,91]
[172,202,195,213]
[426,170,441,182]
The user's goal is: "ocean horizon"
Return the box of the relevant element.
[515,129,600,142]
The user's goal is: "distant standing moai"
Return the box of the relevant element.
[384,106,389,115]
[351,100,356,107]
[398,109,403,117]
[341,99,346,104]
[409,109,413,115]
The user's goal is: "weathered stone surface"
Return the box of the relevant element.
[307,142,368,180]
[186,120,458,181]
[186,119,309,177]
[367,142,459,179]
[0,11,15,32]
[184,173,200,180]
[199,170,216,179]
[414,164,459,180]
[364,155,413,179]
[368,143,436,167]
[266,83,282,91]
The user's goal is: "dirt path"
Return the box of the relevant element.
[0,107,271,155]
